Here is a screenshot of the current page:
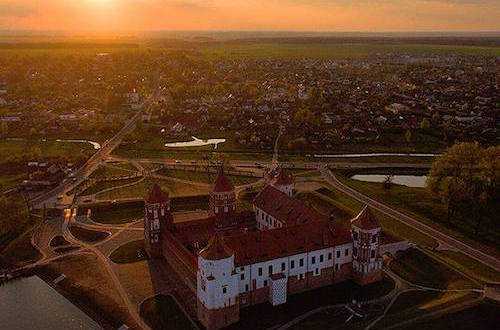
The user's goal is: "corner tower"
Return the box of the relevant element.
[351,206,383,285]
[209,167,236,230]
[197,232,240,330]
[144,184,171,258]
[271,167,294,197]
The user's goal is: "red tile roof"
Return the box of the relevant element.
[351,206,380,230]
[224,220,351,266]
[199,232,234,260]
[254,185,328,226]
[145,183,169,203]
[274,167,293,185]
[212,167,234,193]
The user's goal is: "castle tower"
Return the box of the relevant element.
[210,167,236,229]
[197,233,240,330]
[144,184,171,258]
[351,206,383,285]
[271,167,294,197]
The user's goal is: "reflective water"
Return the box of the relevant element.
[165,136,226,149]
[0,276,101,330]
[351,174,428,188]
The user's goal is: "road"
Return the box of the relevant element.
[322,168,500,273]
[30,97,151,209]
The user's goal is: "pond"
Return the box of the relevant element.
[351,174,428,188]
[165,136,226,150]
[0,276,101,330]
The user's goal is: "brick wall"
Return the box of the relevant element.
[334,262,353,283]
[198,300,240,330]
[353,269,383,286]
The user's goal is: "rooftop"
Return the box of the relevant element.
[212,166,235,193]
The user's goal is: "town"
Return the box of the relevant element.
[0,35,499,330]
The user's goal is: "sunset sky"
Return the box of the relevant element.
[0,0,499,33]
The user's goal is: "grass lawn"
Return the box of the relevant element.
[96,178,208,200]
[140,294,195,330]
[157,168,259,185]
[375,289,479,329]
[49,235,70,247]
[69,225,109,243]
[0,139,95,165]
[401,302,500,330]
[0,228,42,267]
[313,183,437,248]
[89,165,136,179]
[228,276,394,330]
[336,172,500,255]
[430,250,500,283]
[83,202,144,224]
[109,240,147,264]
[80,177,142,196]
[389,249,477,290]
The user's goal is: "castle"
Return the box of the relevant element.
[143,166,400,330]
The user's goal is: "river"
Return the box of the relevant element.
[0,276,101,329]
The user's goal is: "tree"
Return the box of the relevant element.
[383,174,394,190]
[405,129,412,144]
[420,118,431,129]
[427,142,499,234]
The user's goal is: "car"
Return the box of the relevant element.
[175,160,182,164]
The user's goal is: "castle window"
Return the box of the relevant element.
[320,255,324,263]
[291,260,295,269]
[311,256,316,265]
[315,268,320,276]
[258,267,262,276]
[161,208,165,216]
[241,273,245,280]
[345,249,349,256]
[328,252,332,260]
[240,267,244,271]
[245,284,249,292]
[372,234,377,243]
[223,287,227,294]
[263,280,268,287]
[224,206,228,213]
[299,258,304,267]
[215,207,219,214]
[281,262,285,271]
[268,265,273,275]
[353,231,358,241]
[371,250,376,258]
[335,264,339,271]
[353,247,358,257]
[336,251,340,258]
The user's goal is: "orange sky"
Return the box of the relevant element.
[0,0,499,33]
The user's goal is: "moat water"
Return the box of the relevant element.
[0,276,101,330]
[351,174,428,188]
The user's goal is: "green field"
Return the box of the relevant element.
[95,178,209,201]
[90,165,136,180]
[157,168,259,185]
[0,139,96,164]
[69,225,109,243]
[0,172,26,192]
[81,177,143,196]
[83,202,144,224]
[197,43,500,59]
[110,240,147,264]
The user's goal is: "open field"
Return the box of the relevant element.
[401,302,500,330]
[0,139,96,165]
[90,165,136,180]
[110,240,147,264]
[83,202,144,224]
[69,225,109,243]
[312,182,438,248]
[389,249,477,290]
[335,172,499,255]
[140,294,195,330]
[36,253,138,329]
[95,178,209,200]
[196,43,500,59]
[49,235,70,248]
[157,168,259,185]
[81,177,142,196]
[0,172,26,192]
